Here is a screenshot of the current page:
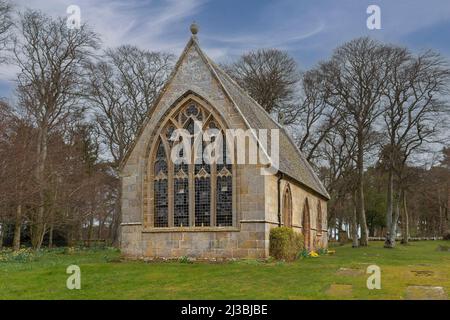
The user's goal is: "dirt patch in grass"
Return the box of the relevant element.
[405,286,447,300]
[410,270,434,277]
[336,268,364,276]
[326,284,353,298]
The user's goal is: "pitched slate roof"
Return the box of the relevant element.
[121,36,330,200]
[201,52,330,200]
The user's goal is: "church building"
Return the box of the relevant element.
[120,24,330,259]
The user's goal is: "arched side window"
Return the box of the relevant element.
[154,142,168,227]
[150,101,233,228]
[302,198,311,249]
[282,184,292,228]
[317,201,323,235]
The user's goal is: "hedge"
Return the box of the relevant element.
[269,227,304,261]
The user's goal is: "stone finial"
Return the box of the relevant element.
[190,22,199,35]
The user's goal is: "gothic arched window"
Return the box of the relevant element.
[282,185,292,228]
[317,202,323,235]
[302,198,311,249]
[154,142,168,227]
[150,101,234,229]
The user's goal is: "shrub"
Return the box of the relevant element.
[443,232,450,241]
[0,248,35,263]
[269,227,304,261]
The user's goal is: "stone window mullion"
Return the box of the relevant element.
[188,162,195,227]
[211,163,217,226]
[168,154,174,228]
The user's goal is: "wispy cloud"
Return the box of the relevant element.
[1,0,207,96]
[204,22,324,48]
[2,0,450,97]
[12,0,206,51]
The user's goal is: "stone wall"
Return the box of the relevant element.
[121,224,143,257]
[265,175,328,249]
[139,222,268,260]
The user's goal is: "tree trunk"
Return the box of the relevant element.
[13,204,22,251]
[111,179,122,247]
[357,142,368,246]
[98,218,104,239]
[446,183,450,234]
[0,223,4,250]
[401,191,409,244]
[384,168,394,248]
[88,214,94,247]
[48,223,53,248]
[386,190,402,248]
[352,192,359,248]
[32,125,48,250]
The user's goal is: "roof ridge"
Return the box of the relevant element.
[119,37,197,171]
[206,58,285,130]
[191,40,273,166]
[120,35,329,199]
[206,56,329,198]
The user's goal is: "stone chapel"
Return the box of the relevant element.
[120,24,330,259]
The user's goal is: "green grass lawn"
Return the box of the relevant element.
[1,241,449,300]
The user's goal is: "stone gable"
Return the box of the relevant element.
[120,34,328,259]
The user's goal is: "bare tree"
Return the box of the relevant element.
[0,101,38,250]
[381,48,450,247]
[224,49,338,163]
[224,49,299,116]
[319,120,358,245]
[13,9,99,249]
[320,37,391,246]
[86,45,174,166]
[86,45,173,243]
[293,68,341,162]
[0,0,13,63]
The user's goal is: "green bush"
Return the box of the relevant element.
[269,227,304,261]
[443,232,450,241]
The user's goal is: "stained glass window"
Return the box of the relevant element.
[174,147,189,227]
[154,142,168,227]
[152,102,233,229]
[186,104,198,116]
[216,133,232,226]
[194,140,211,227]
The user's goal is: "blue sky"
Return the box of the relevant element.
[1,0,450,98]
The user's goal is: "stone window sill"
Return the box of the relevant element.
[143,226,240,233]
